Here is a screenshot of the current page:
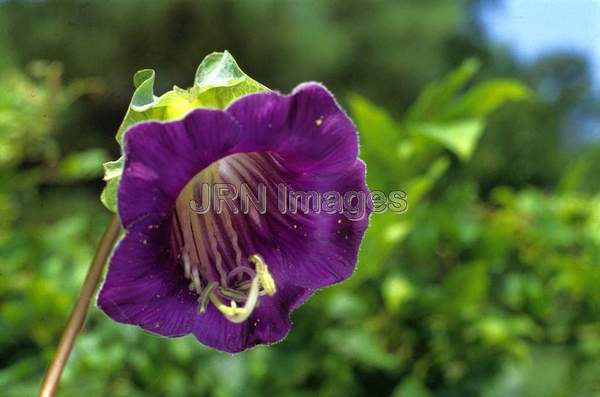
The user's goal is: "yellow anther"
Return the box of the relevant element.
[249,254,277,296]
[198,254,277,323]
[208,276,260,323]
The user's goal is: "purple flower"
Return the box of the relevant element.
[97,83,370,353]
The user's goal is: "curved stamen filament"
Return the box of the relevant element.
[193,254,277,323]
[209,276,260,323]
[249,254,277,296]
[227,266,256,285]
[218,286,251,301]
[198,282,219,313]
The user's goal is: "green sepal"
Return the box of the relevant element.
[101,51,268,213]
[100,157,124,213]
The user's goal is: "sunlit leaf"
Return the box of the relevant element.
[407,58,480,121]
[410,119,484,161]
[444,79,532,119]
[59,149,109,181]
[348,94,404,189]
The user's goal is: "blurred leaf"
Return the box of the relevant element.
[404,156,451,203]
[392,377,432,397]
[0,61,100,168]
[348,94,405,190]
[484,347,572,397]
[325,328,399,371]
[410,119,484,161]
[440,262,488,314]
[383,274,415,313]
[59,149,109,181]
[558,145,600,194]
[407,58,480,121]
[444,79,532,119]
[355,214,412,283]
[349,95,402,164]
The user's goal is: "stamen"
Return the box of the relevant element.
[221,206,243,267]
[182,252,191,279]
[191,267,202,293]
[200,210,228,286]
[195,254,277,323]
[218,286,250,301]
[198,282,219,313]
[227,266,256,285]
[249,254,277,296]
[208,276,260,323]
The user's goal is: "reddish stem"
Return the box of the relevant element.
[38,215,121,397]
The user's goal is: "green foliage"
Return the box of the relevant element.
[0,58,110,395]
[406,58,532,161]
[0,61,102,168]
[0,2,599,396]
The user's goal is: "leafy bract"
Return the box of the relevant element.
[101,51,268,213]
[100,158,124,213]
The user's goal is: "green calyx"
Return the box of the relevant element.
[100,51,269,213]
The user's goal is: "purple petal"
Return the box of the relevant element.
[252,160,370,289]
[97,215,197,337]
[193,281,313,353]
[118,109,240,228]
[227,82,359,174]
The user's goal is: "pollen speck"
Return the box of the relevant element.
[156,294,161,298]
[337,219,342,224]
[142,239,148,245]
[315,116,324,126]
[155,322,160,328]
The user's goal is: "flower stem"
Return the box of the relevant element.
[38,215,121,397]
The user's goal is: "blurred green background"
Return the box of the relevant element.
[1,1,599,396]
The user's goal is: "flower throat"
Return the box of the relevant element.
[171,152,278,323]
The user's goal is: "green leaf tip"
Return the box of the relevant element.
[195,50,246,88]
[100,157,124,213]
[101,51,268,213]
[130,69,156,111]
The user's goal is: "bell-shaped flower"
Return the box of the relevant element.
[98,53,370,353]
